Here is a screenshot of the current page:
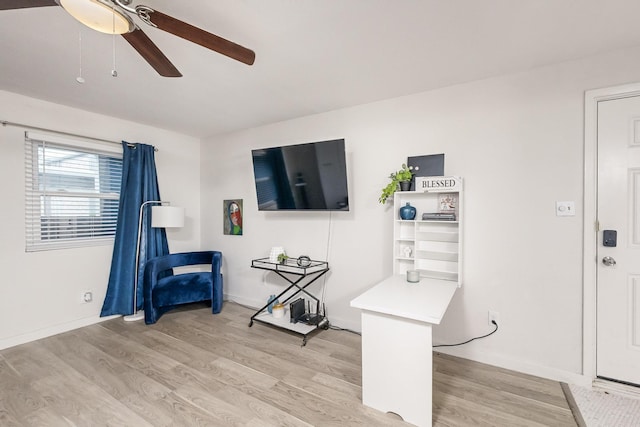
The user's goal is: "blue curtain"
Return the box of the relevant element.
[101,142,169,316]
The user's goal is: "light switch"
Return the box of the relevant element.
[556,201,575,217]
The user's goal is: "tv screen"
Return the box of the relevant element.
[251,139,349,211]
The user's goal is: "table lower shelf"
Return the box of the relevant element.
[250,310,328,346]
[251,310,321,335]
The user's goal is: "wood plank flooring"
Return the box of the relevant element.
[0,302,576,426]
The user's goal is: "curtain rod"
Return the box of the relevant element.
[1,120,157,151]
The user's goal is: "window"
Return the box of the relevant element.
[25,132,123,251]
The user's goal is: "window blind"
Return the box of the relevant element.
[24,132,123,251]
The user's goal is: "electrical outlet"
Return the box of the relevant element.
[81,291,93,304]
[488,310,500,326]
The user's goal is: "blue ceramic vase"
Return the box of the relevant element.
[267,295,279,313]
[399,202,416,220]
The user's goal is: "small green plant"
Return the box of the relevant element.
[379,163,417,204]
[277,253,289,264]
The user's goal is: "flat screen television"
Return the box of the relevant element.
[251,138,349,211]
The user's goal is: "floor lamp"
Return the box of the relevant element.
[123,201,185,322]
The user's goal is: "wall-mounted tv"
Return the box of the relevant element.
[251,139,349,211]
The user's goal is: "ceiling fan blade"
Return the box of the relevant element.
[142,9,255,66]
[122,27,182,77]
[0,0,57,10]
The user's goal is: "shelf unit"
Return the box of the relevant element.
[393,176,463,286]
[249,257,330,345]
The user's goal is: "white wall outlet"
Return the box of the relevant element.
[556,201,575,217]
[488,310,500,326]
[81,290,93,303]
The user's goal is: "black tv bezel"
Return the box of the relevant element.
[251,138,349,212]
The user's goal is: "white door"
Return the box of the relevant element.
[597,95,640,386]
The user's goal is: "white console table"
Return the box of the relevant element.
[350,275,457,427]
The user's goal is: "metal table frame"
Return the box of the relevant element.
[249,257,330,345]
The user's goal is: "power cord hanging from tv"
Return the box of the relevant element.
[319,210,332,314]
[433,320,499,348]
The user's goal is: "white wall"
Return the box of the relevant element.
[201,45,640,384]
[0,91,201,349]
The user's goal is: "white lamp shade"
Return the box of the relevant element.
[151,206,185,228]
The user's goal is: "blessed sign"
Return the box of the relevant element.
[415,176,462,192]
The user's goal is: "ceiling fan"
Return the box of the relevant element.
[0,0,256,77]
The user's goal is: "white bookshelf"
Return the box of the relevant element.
[393,176,463,286]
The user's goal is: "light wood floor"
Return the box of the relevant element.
[0,302,576,426]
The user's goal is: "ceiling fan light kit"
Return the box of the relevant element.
[3,0,255,77]
[58,0,133,34]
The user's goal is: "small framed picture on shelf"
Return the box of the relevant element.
[438,193,458,212]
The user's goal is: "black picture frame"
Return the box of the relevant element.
[407,154,445,190]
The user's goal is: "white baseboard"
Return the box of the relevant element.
[0,314,120,351]
[323,313,362,334]
[224,292,261,311]
[434,345,592,387]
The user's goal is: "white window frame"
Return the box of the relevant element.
[25,131,123,251]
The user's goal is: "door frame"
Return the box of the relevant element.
[583,82,640,382]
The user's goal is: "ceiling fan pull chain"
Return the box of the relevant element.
[111,3,118,77]
[112,34,118,77]
[76,29,85,84]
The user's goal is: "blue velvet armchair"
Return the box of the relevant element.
[143,251,223,325]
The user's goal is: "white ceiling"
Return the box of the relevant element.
[2,1,640,139]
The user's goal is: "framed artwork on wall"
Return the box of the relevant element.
[224,199,243,235]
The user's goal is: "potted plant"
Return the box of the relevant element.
[379,163,418,204]
[277,253,289,264]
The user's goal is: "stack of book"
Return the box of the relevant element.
[422,212,456,221]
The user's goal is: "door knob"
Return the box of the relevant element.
[602,256,617,266]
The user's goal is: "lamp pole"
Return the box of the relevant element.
[123,200,165,322]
